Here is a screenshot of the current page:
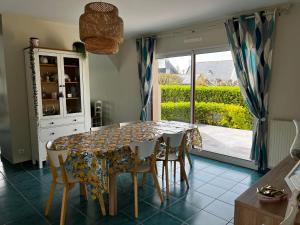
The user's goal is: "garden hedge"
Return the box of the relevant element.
[161,101,252,130]
[161,85,245,106]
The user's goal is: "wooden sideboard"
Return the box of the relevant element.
[235,156,300,225]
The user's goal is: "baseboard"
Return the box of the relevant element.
[191,149,258,170]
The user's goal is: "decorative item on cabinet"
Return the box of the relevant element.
[24,47,91,168]
[72,41,86,58]
[30,37,39,47]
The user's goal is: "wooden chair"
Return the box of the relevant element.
[156,132,189,197]
[90,123,120,131]
[45,141,106,225]
[126,140,164,218]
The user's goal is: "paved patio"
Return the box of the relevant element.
[198,124,252,160]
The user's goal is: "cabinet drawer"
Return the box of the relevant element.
[65,117,85,124]
[39,117,84,128]
[39,123,85,142]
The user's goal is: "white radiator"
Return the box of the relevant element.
[268,120,295,168]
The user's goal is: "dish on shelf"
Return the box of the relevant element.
[256,184,287,203]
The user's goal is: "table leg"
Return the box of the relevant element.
[80,183,87,199]
[109,171,118,216]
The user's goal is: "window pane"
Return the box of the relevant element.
[157,55,191,123]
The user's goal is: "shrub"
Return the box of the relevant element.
[161,101,252,130]
[161,85,245,106]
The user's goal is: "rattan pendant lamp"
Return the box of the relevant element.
[79,1,124,54]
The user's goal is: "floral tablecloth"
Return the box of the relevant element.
[52,121,202,199]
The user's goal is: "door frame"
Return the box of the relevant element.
[155,45,257,169]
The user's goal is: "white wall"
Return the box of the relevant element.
[89,39,141,124]
[156,22,228,57]
[269,4,300,121]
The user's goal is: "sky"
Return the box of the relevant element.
[159,51,233,73]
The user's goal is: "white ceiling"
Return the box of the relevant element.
[0,0,289,37]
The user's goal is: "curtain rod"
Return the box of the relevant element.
[150,3,291,39]
[231,3,291,22]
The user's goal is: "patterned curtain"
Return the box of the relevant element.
[225,11,276,172]
[136,37,156,121]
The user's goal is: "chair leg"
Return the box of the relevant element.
[60,185,69,225]
[141,173,147,189]
[133,172,138,218]
[131,172,134,185]
[165,161,169,198]
[179,159,189,188]
[150,169,164,203]
[98,194,106,216]
[186,151,193,168]
[45,181,56,216]
[162,161,165,181]
[174,161,176,182]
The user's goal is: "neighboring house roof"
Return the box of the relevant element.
[182,60,237,84]
[158,59,179,74]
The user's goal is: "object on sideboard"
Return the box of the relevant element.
[256,184,287,203]
[290,120,300,160]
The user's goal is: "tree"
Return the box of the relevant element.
[195,73,208,86]
[159,73,184,85]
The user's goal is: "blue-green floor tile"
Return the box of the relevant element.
[186,210,227,225]
[144,211,182,225]
[165,199,200,221]
[204,200,234,221]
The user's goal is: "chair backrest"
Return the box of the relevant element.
[120,121,139,128]
[46,141,69,168]
[130,140,157,160]
[163,132,185,148]
[90,123,120,131]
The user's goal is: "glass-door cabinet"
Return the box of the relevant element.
[62,56,83,116]
[37,53,84,119]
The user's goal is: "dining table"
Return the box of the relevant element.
[52,120,202,216]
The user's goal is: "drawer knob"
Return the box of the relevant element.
[50,122,54,125]
[74,128,78,131]
[73,119,77,122]
[50,132,55,135]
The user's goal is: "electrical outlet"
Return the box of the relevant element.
[18,149,25,154]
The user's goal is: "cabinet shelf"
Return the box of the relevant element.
[40,64,57,67]
[41,82,58,84]
[64,65,79,68]
[66,97,80,100]
[42,98,58,101]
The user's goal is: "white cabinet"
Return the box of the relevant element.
[24,48,91,168]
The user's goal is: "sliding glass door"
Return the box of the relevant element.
[153,49,253,162]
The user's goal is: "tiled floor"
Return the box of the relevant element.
[0,154,262,225]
